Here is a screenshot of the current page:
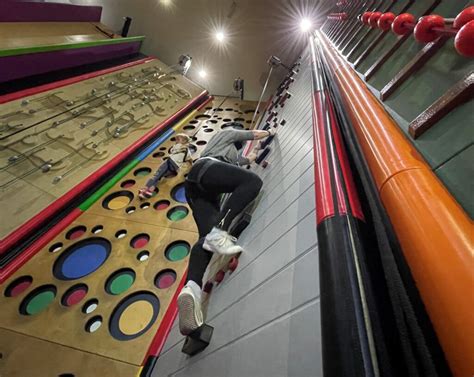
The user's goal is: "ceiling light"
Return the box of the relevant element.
[215,31,225,42]
[198,70,207,78]
[299,18,312,32]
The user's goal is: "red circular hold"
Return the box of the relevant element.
[414,15,445,43]
[61,284,88,307]
[369,12,382,28]
[130,233,150,249]
[203,281,213,294]
[378,12,396,31]
[215,270,225,284]
[5,276,33,297]
[65,288,87,306]
[453,6,474,29]
[455,20,474,57]
[392,13,415,35]
[362,12,372,25]
[66,225,87,240]
[228,257,239,273]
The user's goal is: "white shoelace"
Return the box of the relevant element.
[216,232,237,247]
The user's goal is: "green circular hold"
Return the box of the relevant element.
[169,210,187,221]
[109,273,135,295]
[168,244,190,261]
[26,291,56,315]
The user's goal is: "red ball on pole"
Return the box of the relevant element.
[378,12,396,31]
[453,6,474,29]
[392,13,415,35]
[414,15,445,43]
[369,12,383,28]
[455,20,474,57]
[362,12,372,25]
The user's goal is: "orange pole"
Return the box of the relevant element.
[316,31,474,377]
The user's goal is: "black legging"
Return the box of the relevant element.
[185,159,263,287]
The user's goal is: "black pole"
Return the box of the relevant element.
[121,17,132,37]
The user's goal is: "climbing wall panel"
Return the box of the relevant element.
[0,58,202,239]
[0,97,258,376]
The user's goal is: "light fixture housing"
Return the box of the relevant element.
[178,54,192,75]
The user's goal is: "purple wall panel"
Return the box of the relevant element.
[1,1,102,22]
[0,42,141,83]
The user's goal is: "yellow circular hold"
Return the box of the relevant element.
[118,300,154,335]
[107,196,131,210]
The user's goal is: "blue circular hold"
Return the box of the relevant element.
[53,238,111,280]
[171,184,187,203]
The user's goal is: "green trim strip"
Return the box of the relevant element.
[0,36,145,58]
[79,159,140,211]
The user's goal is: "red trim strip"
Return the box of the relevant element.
[327,95,364,221]
[312,92,335,224]
[142,269,187,363]
[0,208,82,283]
[0,91,208,254]
[196,95,213,111]
[0,57,154,104]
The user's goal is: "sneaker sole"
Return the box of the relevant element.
[177,292,202,335]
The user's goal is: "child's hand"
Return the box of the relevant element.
[247,151,257,163]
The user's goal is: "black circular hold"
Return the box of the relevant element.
[204,128,214,133]
[196,140,207,146]
[58,374,75,377]
[120,179,136,189]
[115,229,127,239]
[137,250,150,262]
[208,119,218,124]
[170,137,176,142]
[234,117,245,122]
[225,108,234,111]
[183,125,195,130]
[223,118,232,122]
[214,108,223,112]
[188,144,197,154]
[109,291,160,341]
[125,206,136,214]
[195,114,211,119]
[159,147,166,151]
[190,120,199,124]
[152,152,165,158]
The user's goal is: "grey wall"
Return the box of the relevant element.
[153,46,322,377]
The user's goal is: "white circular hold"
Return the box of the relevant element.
[51,245,62,253]
[85,303,98,314]
[88,318,102,332]
[139,254,149,262]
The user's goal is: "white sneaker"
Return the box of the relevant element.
[203,227,243,255]
[177,281,203,335]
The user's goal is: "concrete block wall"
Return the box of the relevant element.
[153,46,321,377]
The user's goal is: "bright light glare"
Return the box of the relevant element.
[215,31,225,42]
[160,0,172,6]
[198,70,207,78]
[299,18,312,32]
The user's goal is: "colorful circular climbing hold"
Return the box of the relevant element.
[4,276,33,297]
[19,285,57,315]
[414,15,445,43]
[102,191,134,210]
[154,200,170,210]
[53,238,111,280]
[453,6,474,29]
[154,269,177,289]
[369,12,382,28]
[130,233,150,249]
[61,284,88,307]
[66,225,87,240]
[392,13,415,35]
[171,183,187,203]
[133,167,152,177]
[109,291,160,340]
[455,20,474,57]
[105,269,136,295]
[120,179,136,189]
[167,206,189,221]
[378,12,396,31]
[164,241,190,261]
